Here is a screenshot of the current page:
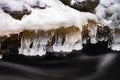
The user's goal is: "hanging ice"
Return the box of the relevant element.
[0,0,120,57]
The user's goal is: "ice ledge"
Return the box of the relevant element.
[0,0,119,58]
[0,22,115,57]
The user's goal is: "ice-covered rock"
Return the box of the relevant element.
[0,0,99,57]
[0,0,120,57]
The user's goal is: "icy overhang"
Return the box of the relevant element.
[0,0,98,36]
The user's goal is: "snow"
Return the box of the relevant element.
[95,0,120,51]
[71,0,85,5]
[0,0,30,11]
[0,0,97,36]
[0,8,22,36]
[95,0,120,28]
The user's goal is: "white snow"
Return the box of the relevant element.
[0,0,98,36]
[0,0,30,11]
[0,8,22,36]
[71,0,85,5]
[95,0,120,51]
[95,0,120,28]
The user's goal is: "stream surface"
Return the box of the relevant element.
[0,52,120,80]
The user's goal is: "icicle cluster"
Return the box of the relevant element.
[0,0,120,58]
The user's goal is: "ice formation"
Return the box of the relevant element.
[0,0,120,57]
[70,0,120,51]
[95,0,120,51]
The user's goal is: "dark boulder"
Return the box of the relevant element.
[1,5,31,20]
[60,0,100,13]
[60,0,71,5]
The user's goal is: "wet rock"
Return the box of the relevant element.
[60,0,71,5]
[97,26,113,41]
[0,34,20,56]
[70,0,100,13]
[1,6,31,20]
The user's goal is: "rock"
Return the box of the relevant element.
[1,6,31,20]
[60,0,71,5]
[97,25,113,42]
[0,34,20,56]
[70,0,100,13]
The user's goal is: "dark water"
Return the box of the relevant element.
[0,52,120,80]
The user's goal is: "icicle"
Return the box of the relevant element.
[88,20,98,44]
[19,26,85,56]
[0,54,2,59]
[0,42,2,59]
[111,30,120,51]
[0,43,2,59]
[52,27,83,53]
[19,37,47,56]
